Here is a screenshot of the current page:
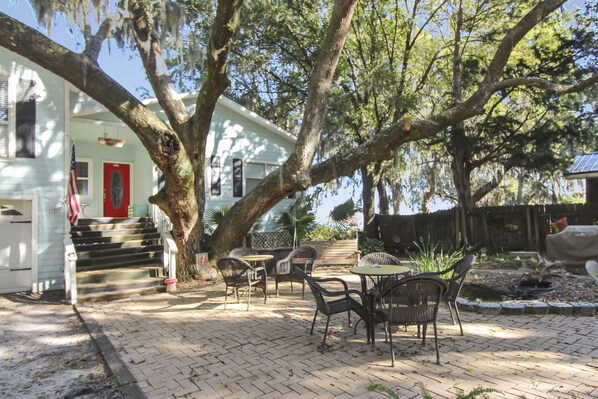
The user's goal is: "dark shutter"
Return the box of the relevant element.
[211,155,221,196]
[233,158,243,197]
[16,80,36,158]
[588,178,598,203]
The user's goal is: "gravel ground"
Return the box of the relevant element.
[0,291,123,399]
[466,268,598,302]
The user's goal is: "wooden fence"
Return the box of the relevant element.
[375,203,598,253]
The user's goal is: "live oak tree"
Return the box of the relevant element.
[1,0,596,273]
[442,0,597,244]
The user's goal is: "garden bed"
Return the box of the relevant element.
[466,268,597,303]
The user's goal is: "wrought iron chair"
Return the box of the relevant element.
[297,268,370,350]
[369,275,447,366]
[215,257,267,310]
[419,254,476,335]
[274,246,317,297]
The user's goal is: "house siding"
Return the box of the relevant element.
[0,48,66,291]
[73,95,297,231]
[205,103,296,231]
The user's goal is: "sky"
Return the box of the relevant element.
[1,1,151,95]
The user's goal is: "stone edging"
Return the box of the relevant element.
[74,304,146,399]
[456,298,597,316]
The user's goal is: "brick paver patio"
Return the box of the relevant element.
[76,273,598,399]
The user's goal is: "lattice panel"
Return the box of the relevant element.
[249,232,292,249]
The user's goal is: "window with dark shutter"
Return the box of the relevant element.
[233,158,243,197]
[211,155,221,196]
[15,80,35,158]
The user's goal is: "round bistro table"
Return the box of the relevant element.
[350,264,412,293]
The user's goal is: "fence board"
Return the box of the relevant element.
[376,203,598,253]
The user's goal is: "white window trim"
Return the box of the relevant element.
[244,160,280,195]
[75,157,94,199]
[0,72,17,162]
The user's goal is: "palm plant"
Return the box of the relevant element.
[205,205,262,234]
[275,199,316,247]
[329,198,358,229]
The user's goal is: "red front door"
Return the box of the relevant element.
[103,163,130,217]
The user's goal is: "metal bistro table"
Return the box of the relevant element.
[239,254,274,297]
[350,264,412,294]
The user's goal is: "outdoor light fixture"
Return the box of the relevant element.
[97,136,125,147]
[98,127,125,147]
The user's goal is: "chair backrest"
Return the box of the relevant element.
[216,257,252,285]
[445,254,476,300]
[360,252,402,266]
[378,275,447,326]
[359,252,404,289]
[296,268,330,313]
[229,247,258,257]
[289,246,318,273]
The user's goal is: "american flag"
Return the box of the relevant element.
[66,144,81,225]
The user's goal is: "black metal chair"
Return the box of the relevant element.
[369,275,447,366]
[419,254,476,335]
[274,246,317,297]
[215,257,267,310]
[297,268,370,350]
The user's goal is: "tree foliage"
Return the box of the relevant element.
[1,0,596,272]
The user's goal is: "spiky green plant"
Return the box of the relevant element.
[408,237,463,275]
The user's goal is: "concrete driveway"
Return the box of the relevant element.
[75,274,598,399]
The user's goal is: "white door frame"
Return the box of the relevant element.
[0,195,38,293]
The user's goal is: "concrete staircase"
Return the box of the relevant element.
[71,217,166,302]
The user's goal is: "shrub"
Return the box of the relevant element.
[304,221,359,241]
[359,236,385,256]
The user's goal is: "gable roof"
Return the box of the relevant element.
[565,152,598,179]
[70,87,296,143]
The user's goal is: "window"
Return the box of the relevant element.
[245,162,278,194]
[0,75,15,160]
[75,158,93,198]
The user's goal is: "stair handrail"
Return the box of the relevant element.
[63,238,78,305]
[162,232,178,282]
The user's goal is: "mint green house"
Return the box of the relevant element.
[0,47,296,295]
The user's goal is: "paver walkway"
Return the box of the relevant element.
[76,274,598,399]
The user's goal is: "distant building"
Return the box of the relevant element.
[564,152,598,203]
